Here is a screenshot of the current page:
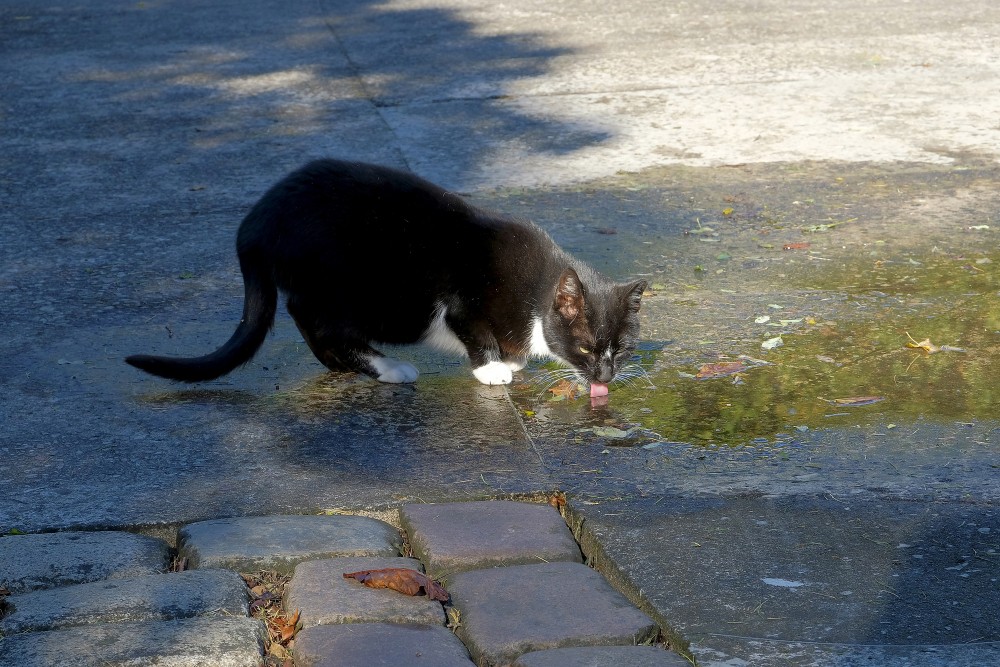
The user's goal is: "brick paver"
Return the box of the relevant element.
[447,561,658,666]
[286,556,445,628]
[0,531,169,594]
[179,514,402,573]
[401,501,582,577]
[0,569,248,635]
[293,622,475,667]
[0,503,686,666]
[0,616,267,667]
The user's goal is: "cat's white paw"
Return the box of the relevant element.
[371,357,419,383]
[473,361,513,385]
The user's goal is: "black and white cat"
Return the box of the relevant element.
[126,160,647,395]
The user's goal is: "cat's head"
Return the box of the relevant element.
[542,267,647,386]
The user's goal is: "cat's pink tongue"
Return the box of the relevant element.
[590,383,609,398]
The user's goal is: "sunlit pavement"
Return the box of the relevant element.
[2,1,999,664]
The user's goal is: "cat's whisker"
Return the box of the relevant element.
[612,363,656,389]
[528,366,586,399]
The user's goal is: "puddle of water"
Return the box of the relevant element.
[513,324,999,448]
[500,162,1000,446]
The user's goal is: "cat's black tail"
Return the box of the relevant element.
[125,251,277,382]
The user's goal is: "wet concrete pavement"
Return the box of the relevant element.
[2,0,1000,664]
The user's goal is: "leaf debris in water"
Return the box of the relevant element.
[820,396,885,407]
[548,379,583,400]
[904,332,966,354]
[695,361,747,379]
[761,336,784,351]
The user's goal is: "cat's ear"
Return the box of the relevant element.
[620,280,647,313]
[554,268,585,321]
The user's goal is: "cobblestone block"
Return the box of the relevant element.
[294,622,475,667]
[0,569,249,635]
[400,501,582,578]
[0,616,266,667]
[179,515,402,574]
[286,557,445,628]
[0,531,169,594]
[448,561,658,666]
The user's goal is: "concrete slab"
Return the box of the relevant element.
[293,622,475,667]
[401,501,582,578]
[0,532,169,594]
[691,636,1000,667]
[567,497,1000,665]
[356,0,1000,190]
[179,515,402,574]
[2,0,1000,664]
[513,646,690,667]
[0,616,266,667]
[285,557,445,628]
[0,569,248,635]
[447,561,658,666]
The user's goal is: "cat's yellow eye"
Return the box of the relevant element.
[579,346,591,354]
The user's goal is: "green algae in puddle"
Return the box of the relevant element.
[513,255,1000,447]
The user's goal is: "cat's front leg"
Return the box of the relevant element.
[445,315,514,385]
[472,360,514,385]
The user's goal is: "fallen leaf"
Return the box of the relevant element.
[274,609,300,643]
[822,396,885,406]
[686,225,715,235]
[761,336,784,351]
[695,361,747,379]
[590,426,629,438]
[548,379,582,400]
[548,491,566,509]
[905,332,966,354]
[722,207,734,216]
[268,643,290,659]
[343,568,450,602]
[783,242,811,250]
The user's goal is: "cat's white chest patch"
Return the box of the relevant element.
[421,304,469,357]
[528,317,552,358]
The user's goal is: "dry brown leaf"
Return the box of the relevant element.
[343,568,450,602]
[783,242,811,250]
[548,491,567,509]
[275,609,300,643]
[695,361,747,379]
[547,379,581,399]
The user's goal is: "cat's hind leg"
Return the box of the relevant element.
[288,298,418,383]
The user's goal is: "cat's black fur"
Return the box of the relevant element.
[126,159,647,387]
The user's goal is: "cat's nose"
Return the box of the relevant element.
[597,362,614,383]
